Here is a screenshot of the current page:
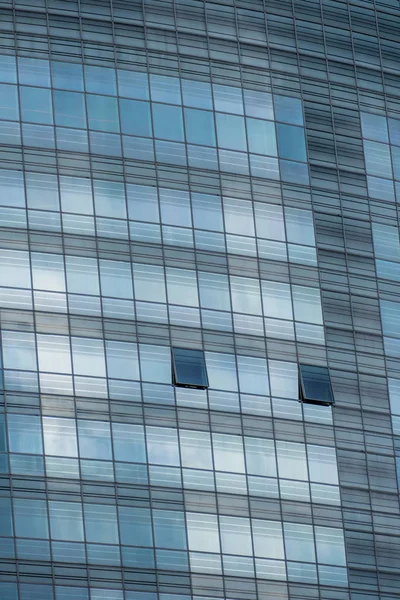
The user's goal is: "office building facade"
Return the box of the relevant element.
[0,1,399,599]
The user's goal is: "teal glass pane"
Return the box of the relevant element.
[0,84,18,121]
[152,104,184,141]
[184,108,216,146]
[53,90,86,128]
[216,113,246,151]
[87,95,119,132]
[20,87,53,124]
[246,118,276,155]
[52,61,84,91]
[277,124,307,161]
[274,95,303,125]
[120,98,152,137]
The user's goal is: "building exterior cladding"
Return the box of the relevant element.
[0,0,399,599]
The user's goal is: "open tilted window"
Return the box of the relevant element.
[299,364,334,405]
[172,347,209,389]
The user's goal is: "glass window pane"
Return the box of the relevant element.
[308,445,338,485]
[8,414,43,454]
[152,104,184,141]
[37,335,71,374]
[0,84,19,121]
[230,276,262,315]
[192,192,224,231]
[52,61,84,91]
[49,501,84,541]
[93,179,126,219]
[292,286,323,324]
[244,89,274,120]
[220,516,252,555]
[185,108,216,146]
[186,513,220,552]
[277,441,308,480]
[172,347,208,388]
[182,79,213,109]
[112,423,146,463]
[106,340,139,380]
[84,503,119,544]
[247,118,277,155]
[87,95,119,132]
[43,417,78,457]
[277,124,307,161]
[66,256,99,295]
[213,85,243,114]
[245,437,276,477]
[216,113,247,151]
[14,498,49,539]
[389,117,400,146]
[146,427,180,466]
[252,520,284,559]
[100,260,133,299]
[150,74,181,104]
[71,338,106,377]
[255,203,285,241]
[198,271,230,311]
[18,57,50,87]
[284,523,315,561]
[299,365,334,404]
[166,268,198,306]
[120,99,152,137]
[53,91,86,128]
[206,352,238,391]
[78,420,112,460]
[85,65,117,95]
[117,69,149,99]
[361,112,388,142]
[119,506,153,546]
[274,95,303,125]
[237,355,269,395]
[315,527,346,566]
[2,331,36,371]
[20,87,53,124]
[153,510,186,549]
[139,344,171,383]
[180,430,213,469]
[213,433,245,473]
[364,140,392,178]
[0,55,17,84]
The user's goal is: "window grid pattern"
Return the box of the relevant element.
[0,2,399,600]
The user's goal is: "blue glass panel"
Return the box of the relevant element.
[122,136,154,161]
[280,160,309,184]
[53,91,86,128]
[0,84,18,121]
[364,140,392,178]
[120,99,152,136]
[216,113,246,151]
[153,510,187,549]
[274,95,303,125]
[182,79,213,109]
[117,70,149,100]
[150,74,181,104]
[392,145,400,180]
[87,95,119,132]
[276,124,307,161]
[20,87,53,124]
[0,498,13,536]
[0,582,17,600]
[85,64,117,95]
[119,506,153,546]
[184,108,216,146]
[18,57,50,87]
[20,584,54,600]
[52,61,84,91]
[14,498,49,539]
[361,112,388,142]
[152,104,184,141]
[0,55,17,84]
[389,117,400,146]
[246,118,276,155]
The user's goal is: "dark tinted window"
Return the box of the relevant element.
[299,364,334,405]
[172,347,209,389]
